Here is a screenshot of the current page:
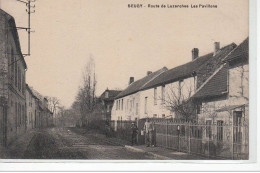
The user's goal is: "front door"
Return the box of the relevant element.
[233,111,242,157]
[0,106,7,147]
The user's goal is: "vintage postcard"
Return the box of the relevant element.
[0,0,256,168]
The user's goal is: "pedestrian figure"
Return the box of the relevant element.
[131,122,138,145]
[105,119,110,137]
[151,121,156,147]
[143,118,153,147]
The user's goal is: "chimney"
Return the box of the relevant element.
[192,48,199,60]
[214,42,220,56]
[147,71,152,76]
[129,77,134,85]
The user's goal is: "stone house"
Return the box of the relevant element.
[99,89,122,121]
[111,42,236,122]
[193,38,249,154]
[0,9,27,146]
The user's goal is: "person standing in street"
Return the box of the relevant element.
[143,118,153,147]
[151,121,156,147]
[131,122,138,145]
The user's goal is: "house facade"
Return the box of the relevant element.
[111,67,168,121]
[30,88,53,128]
[0,9,27,146]
[193,38,249,153]
[99,89,122,121]
[111,42,237,122]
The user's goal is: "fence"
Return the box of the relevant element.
[154,119,249,160]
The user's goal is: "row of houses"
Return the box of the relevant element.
[108,37,249,129]
[0,9,53,147]
[98,37,248,158]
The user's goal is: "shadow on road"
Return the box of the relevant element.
[24,131,85,159]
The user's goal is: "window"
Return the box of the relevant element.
[162,114,165,118]
[233,111,242,126]
[18,67,21,91]
[153,114,157,118]
[178,80,183,97]
[15,57,17,87]
[121,99,123,110]
[161,85,165,104]
[22,74,25,94]
[233,111,242,143]
[11,49,15,82]
[217,120,224,141]
[130,100,132,111]
[136,103,139,115]
[206,120,212,139]
[196,102,202,114]
[154,88,157,105]
[118,100,120,110]
[144,97,148,114]
[107,105,110,112]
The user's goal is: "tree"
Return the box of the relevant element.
[75,57,97,126]
[47,96,60,115]
[162,80,196,121]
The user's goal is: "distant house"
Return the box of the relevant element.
[94,89,122,121]
[111,42,237,121]
[193,38,249,139]
[0,9,27,146]
[30,88,53,128]
[100,89,122,120]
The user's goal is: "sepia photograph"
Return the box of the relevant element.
[0,0,254,164]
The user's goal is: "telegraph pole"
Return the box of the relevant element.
[16,0,36,57]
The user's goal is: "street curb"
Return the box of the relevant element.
[124,145,171,160]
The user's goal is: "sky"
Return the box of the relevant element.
[0,0,249,108]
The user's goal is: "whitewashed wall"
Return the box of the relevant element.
[112,76,196,121]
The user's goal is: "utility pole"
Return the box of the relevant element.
[15,0,36,57]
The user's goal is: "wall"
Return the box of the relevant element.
[139,77,195,119]
[111,92,140,121]
[25,89,36,130]
[112,76,196,121]
[0,14,27,145]
[198,63,249,124]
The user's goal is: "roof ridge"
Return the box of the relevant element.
[130,66,167,85]
[166,42,235,73]
[140,67,167,90]
[222,37,248,62]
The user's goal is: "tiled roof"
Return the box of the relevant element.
[193,64,228,98]
[30,87,44,101]
[100,89,122,101]
[142,43,236,90]
[223,37,249,62]
[115,67,168,99]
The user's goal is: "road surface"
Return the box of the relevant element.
[22,127,156,159]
